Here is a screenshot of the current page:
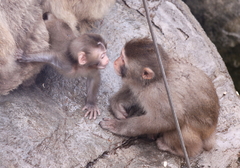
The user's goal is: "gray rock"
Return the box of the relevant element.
[183,0,240,92]
[0,0,239,167]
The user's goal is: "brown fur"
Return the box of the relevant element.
[40,0,116,34]
[17,13,109,120]
[100,38,220,157]
[0,0,49,95]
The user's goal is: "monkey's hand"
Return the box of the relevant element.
[83,104,100,120]
[99,118,123,135]
[110,103,128,120]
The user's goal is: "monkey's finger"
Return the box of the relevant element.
[93,111,97,120]
[119,105,128,117]
[99,119,116,131]
[99,121,108,129]
[84,110,91,118]
[89,111,94,120]
[82,106,87,111]
[92,108,100,120]
[93,109,100,119]
[122,111,128,118]
[97,110,101,116]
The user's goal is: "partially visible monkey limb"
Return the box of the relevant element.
[108,85,145,119]
[17,13,109,120]
[100,38,219,157]
[40,0,116,34]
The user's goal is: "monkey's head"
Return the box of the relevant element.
[114,38,169,85]
[70,33,109,69]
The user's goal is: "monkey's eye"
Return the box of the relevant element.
[100,52,106,59]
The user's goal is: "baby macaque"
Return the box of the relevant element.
[17,13,109,119]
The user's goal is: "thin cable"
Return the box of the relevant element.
[142,0,191,167]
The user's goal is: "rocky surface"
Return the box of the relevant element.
[0,0,240,167]
[183,0,240,92]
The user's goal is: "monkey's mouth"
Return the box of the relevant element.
[98,65,107,69]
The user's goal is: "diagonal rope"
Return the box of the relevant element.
[142,0,191,167]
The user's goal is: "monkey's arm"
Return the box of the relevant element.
[17,51,72,72]
[83,70,101,120]
[109,85,141,119]
[100,112,176,137]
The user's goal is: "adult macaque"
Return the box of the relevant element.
[40,0,116,34]
[100,38,220,157]
[17,13,109,120]
[0,0,49,95]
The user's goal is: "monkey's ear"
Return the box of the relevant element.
[78,52,87,65]
[142,67,155,80]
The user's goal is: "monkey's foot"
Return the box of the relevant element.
[16,52,31,63]
[14,49,24,60]
[99,118,122,135]
[83,104,100,120]
[156,137,177,155]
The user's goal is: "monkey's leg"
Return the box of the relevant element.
[17,52,54,63]
[17,51,72,72]
[157,127,203,157]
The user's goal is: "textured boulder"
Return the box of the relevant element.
[0,0,239,167]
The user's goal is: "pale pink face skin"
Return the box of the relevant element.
[92,48,109,69]
[114,49,125,76]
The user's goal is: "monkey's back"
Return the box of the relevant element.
[166,62,220,133]
[132,61,219,133]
